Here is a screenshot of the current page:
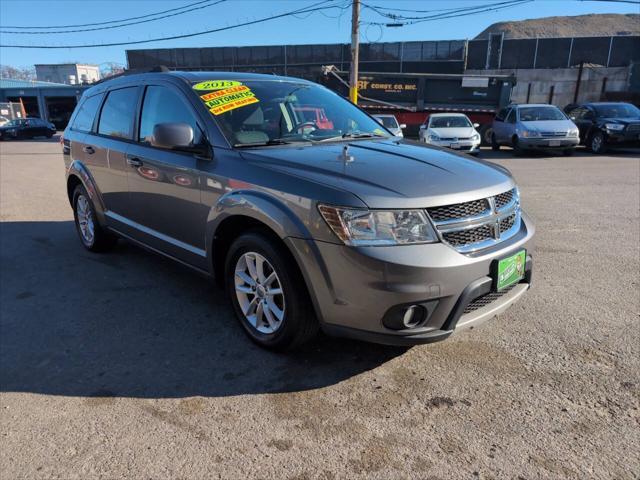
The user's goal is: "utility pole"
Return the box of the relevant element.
[349,0,360,104]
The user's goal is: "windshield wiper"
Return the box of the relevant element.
[233,138,296,148]
[316,132,388,143]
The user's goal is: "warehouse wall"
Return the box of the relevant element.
[466,65,630,107]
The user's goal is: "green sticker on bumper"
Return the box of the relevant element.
[496,250,526,291]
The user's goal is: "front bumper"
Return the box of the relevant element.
[286,213,535,346]
[519,137,579,149]
[605,130,640,148]
[424,138,481,153]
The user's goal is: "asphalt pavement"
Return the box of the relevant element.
[1,138,639,479]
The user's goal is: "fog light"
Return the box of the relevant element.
[402,305,424,328]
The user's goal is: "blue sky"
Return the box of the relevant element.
[0,0,637,68]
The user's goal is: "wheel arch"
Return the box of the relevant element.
[206,190,313,285]
[66,160,106,220]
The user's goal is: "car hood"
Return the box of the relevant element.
[520,119,576,131]
[429,126,476,138]
[239,139,514,209]
[599,117,640,125]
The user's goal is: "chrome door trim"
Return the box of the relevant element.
[105,210,206,258]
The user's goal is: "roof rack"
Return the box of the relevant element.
[95,65,170,85]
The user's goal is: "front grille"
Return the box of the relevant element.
[463,284,518,314]
[499,213,516,233]
[540,131,566,137]
[427,188,521,253]
[427,199,489,222]
[443,224,493,246]
[494,189,514,210]
[627,124,640,132]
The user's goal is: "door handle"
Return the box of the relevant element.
[83,146,95,154]
[126,156,143,167]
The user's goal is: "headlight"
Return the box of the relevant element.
[471,133,480,141]
[428,134,440,142]
[318,205,438,246]
[568,129,579,137]
[605,123,624,131]
[521,130,540,138]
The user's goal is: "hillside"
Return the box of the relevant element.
[475,13,640,39]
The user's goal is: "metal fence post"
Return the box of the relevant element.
[567,37,574,68]
[606,36,613,67]
[533,38,538,69]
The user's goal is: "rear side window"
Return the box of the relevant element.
[98,87,138,139]
[495,108,508,121]
[72,94,103,132]
[138,85,201,144]
[506,109,516,123]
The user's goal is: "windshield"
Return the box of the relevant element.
[375,116,399,129]
[593,103,640,118]
[192,79,390,146]
[519,107,566,122]
[430,116,471,128]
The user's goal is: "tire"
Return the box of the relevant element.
[481,125,493,146]
[225,232,318,351]
[46,132,53,139]
[512,136,524,156]
[491,133,500,151]
[72,185,117,252]
[589,131,606,154]
[563,148,574,156]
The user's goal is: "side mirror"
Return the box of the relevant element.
[419,124,426,129]
[150,122,195,149]
[473,123,480,128]
[399,123,407,129]
[570,116,576,120]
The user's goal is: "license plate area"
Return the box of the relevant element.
[491,249,526,291]
[450,143,460,149]
[549,140,561,146]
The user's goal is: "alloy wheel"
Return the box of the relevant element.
[76,194,95,246]
[234,252,285,334]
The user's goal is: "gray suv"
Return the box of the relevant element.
[62,71,535,350]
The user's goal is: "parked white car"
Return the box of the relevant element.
[372,114,405,137]
[419,113,481,155]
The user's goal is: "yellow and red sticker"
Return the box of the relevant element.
[194,80,259,115]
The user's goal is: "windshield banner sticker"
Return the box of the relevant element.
[192,80,242,91]
[199,84,259,115]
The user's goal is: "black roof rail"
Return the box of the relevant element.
[95,65,170,84]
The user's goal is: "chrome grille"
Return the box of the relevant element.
[427,188,521,253]
[463,284,517,314]
[427,199,489,222]
[494,189,514,210]
[540,131,566,137]
[443,224,493,246]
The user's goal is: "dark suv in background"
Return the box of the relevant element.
[565,102,640,153]
[62,71,534,350]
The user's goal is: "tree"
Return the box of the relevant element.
[0,65,36,81]
[100,62,125,80]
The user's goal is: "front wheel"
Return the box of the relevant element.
[589,131,606,154]
[512,136,524,156]
[491,133,500,151]
[225,232,318,350]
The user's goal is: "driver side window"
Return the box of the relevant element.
[139,85,201,145]
[506,109,516,124]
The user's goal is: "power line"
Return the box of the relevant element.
[0,0,227,35]
[0,0,338,49]
[0,0,215,29]
[362,0,533,27]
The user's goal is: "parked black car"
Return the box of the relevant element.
[565,102,640,153]
[0,117,56,140]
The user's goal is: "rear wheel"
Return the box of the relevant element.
[72,185,117,252]
[225,232,318,350]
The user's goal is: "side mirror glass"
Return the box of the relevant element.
[399,123,407,129]
[419,125,426,129]
[473,123,480,128]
